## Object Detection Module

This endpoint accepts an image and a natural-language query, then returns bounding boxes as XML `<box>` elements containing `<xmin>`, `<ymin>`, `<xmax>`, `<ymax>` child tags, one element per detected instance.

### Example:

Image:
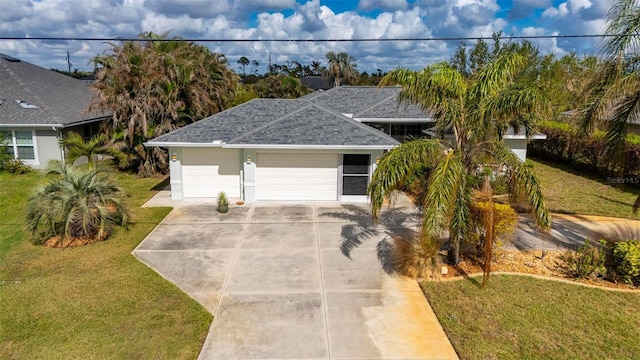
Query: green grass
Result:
<box><xmin>0</xmin><ymin>171</ymin><xmax>212</xmax><ymax>359</ymax></box>
<box><xmin>529</xmin><ymin>159</ymin><xmax>640</xmax><ymax>220</ymax></box>
<box><xmin>422</xmin><ymin>275</ymin><xmax>640</xmax><ymax>360</ymax></box>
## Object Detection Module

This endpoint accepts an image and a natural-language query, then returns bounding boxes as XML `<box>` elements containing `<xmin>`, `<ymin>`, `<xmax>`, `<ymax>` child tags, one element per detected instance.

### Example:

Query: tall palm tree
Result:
<box><xmin>90</xmin><ymin>32</ymin><xmax>238</xmax><ymax>176</ymax></box>
<box><xmin>578</xmin><ymin>0</ymin><xmax>640</xmax><ymax>213</ymax></box>
<box><xmin>60</xmin><ymin>132</ymin><xmax>126</xmax><ymax>168</ymax></box>
<box><xmin>237</xmin><ymin>56</ymin><xmax>250</xmax><ymax>75</ymax></box>
<box><xmin>326</xmin><ymin>51</ymin><xmax>358</xmax><ymax>87</ymax></box>
<box><xmin>24</xmin><ymin>160</ymin><xmax>130</xmax><ymax>246</ymax></box>
<box><xmin>370</xmin><ymin>52</ymin><xmax>550</xmax><ymax>278</ymax></box>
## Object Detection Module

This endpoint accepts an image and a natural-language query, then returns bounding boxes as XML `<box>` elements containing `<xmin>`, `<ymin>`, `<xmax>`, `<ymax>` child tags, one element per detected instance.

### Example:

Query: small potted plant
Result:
<box><xmin>217</xmin><ymin>191</ymin><xmax>229</xmax><ymax>213</ymax></box>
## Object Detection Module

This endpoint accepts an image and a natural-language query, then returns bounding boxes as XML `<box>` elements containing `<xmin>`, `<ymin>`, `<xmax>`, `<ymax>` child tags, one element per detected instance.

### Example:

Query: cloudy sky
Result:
<box><xmin>0</xmin><ymin>0</ymin><xmax>611</xmax><ymax>74</ymax></box>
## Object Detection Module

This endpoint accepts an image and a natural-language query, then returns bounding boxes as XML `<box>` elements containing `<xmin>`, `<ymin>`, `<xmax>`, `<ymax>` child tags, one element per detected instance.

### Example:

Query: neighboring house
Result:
<box><xmin>300</xmin><ymin>76</ymin><xmax>334</xmax><ymax>91</ymax></box>
<box><xmin>423</xmin><ymin>127</ymin><xmax>547</xmax><ymax>162</ymax></box>
<box><xmin>560</xmin><ymin>109</ymin><xmax>640</xmax><ymax>135</ymax></box>
<box><xmin>0</xmin><ymin>53</ymin><xmax>109</xmax><ymax>169</ymax></box>
<box><xmin>146</xmin><ymin>86</ymin><xmax>540</xmax><ymax>202</ymax></box>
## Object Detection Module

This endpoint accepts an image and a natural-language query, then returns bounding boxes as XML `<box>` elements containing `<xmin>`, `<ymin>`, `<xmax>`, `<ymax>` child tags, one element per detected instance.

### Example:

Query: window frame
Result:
<box><xmin>1</xmin><ymin>129</ymin><xmax>39</xmax><ymax>165</ymax></box>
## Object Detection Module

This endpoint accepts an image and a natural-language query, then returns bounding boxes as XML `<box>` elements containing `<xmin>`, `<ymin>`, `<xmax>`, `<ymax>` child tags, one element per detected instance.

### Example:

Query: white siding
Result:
<box><xmin>505</xmin><ymin>139</ymin><xmax>528</xmax><ymax>162</ymax></box>
<box><xmin>256</xmin><ymin>153</ymin><xmax>339</xmax><ymax>201</ymax></box>
<box><xmin>182</xmin><ymin>148</ymin><xmax>241</xmax><ymax>198</ymax></box>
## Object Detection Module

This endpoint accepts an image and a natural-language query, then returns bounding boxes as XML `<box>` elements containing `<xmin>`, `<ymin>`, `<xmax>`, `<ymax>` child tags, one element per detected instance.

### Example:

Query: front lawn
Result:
<box><xmin>529</xmin><ymin>159</ymin><xmax>640</xmax><ymax>220</ymax></box>
<box><xmin>422</xmin><ymin>275</ymin><xmax>640</xmax><ymax>360</ymax></box>
<box><xmin>0</xmin><ymin>171</ymin><xmax>212</xmax><ymax>359</ymax></box>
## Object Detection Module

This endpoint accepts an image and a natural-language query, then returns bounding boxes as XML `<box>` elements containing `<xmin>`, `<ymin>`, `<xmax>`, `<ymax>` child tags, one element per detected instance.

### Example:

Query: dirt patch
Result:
<box><xmin>44</xmin><ymin>234</ymin><xmax>108</xmax><ymax>248</ymax></box>
<box><xmin>442</xmin><ymin>249</ymin><xmax>638</xmax><ymax>290</ymax></box>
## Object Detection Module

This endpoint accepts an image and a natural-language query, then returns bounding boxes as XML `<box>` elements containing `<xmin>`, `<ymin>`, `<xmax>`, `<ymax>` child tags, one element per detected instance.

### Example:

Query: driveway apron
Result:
<box><xmin>134</xmin><ymin>201</ymin><xmax>459</xmax><ymax>360</ymax></box>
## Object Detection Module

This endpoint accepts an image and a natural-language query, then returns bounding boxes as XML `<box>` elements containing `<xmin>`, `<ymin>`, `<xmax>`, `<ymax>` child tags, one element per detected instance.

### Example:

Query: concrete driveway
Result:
<box><xmin>133</xmin><ymin>198</ymin><xmax>458</xmax><ymax>359</ymax></box>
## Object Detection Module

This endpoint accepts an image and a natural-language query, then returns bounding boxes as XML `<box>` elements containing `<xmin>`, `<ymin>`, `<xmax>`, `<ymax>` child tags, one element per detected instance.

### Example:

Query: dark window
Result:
<box><xmin>342</xmin><ymin>176</ymin><xmax>368</xmax><ymax>195</ymax></box>
<box><xmin>343</xmin><ymin>154</ymin><xmax>369</xmax><ymax>174</ymax></box>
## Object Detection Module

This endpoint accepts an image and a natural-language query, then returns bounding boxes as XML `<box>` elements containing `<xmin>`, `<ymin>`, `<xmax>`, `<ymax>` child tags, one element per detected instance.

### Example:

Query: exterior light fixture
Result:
<box><xmin>246</xmin><ymin>155</ymin><xmax>252</xmax><ymax>164</ymax></box>
<box><xmin>171</xmin><ymin>153</ymin><xmax>177</xmax><ymax>162</ymax></box>
<box><xmin>375</xmin><ymin>157</ymin><xmax>381</xmax><ymax>164</ymax></box>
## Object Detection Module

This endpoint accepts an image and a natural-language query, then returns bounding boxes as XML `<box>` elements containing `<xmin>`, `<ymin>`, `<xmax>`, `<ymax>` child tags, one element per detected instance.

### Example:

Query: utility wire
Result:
<box><xmin>0</xmin><ymin>34</ymin><xmax>635</xmax><ymax>42</ymax></box>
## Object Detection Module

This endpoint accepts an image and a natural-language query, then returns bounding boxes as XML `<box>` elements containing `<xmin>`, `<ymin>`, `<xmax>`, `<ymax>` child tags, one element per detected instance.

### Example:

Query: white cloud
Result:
<box><xmin>0</xmin><ymin>0</ymin><xmax>610</xmax><ymax>73</ymax></box>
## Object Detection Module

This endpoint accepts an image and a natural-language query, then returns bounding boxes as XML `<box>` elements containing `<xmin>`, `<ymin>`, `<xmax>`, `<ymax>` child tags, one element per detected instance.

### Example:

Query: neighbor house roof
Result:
<box><xmin>145</xmin><ymin>98</ymin><xmax>400</xmax><ymax>149</ymax></box>
<box><xmin>423</xmin><ymin>126</ymin><xmax>547</xmax><ymax>140</ymax></box>
<box><xmin>302</xmin><ymin>86</ymin><xmax>433</xmax><ymax>121</ymax></box>
<box><xmin>560</xmin><ymin>109</ymin><xmax>640</xmax><ymax>125</ymax></box>
<box><xmin>0</xmin><ymin>53</ymin><xmax>109</xmax><ymax>128</ymax></box>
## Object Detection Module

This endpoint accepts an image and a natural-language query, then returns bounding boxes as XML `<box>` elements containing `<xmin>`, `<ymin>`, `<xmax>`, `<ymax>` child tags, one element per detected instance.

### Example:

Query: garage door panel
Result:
<box><xmin>256</xmin><ymin>153</ymin><xmax>338</xmax><ymax>201</ymax></box>
<box><xmin>182</xmin><ymin>148</ymin><xmax>241</xmax><ymax>198</ymax></box>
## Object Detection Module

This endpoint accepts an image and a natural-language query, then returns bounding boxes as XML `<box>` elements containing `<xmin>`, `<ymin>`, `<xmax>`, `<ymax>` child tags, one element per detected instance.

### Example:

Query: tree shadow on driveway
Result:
<box><xmin>320</xmin><ymin>204</ymin><xmax>420</xmax><ymax>275</ymax></box>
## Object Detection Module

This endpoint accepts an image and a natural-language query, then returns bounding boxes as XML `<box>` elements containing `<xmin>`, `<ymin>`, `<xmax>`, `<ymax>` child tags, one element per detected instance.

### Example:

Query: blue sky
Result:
<box><xmin>0</xmin><ymin>0</ymin><xmax>610</xmax><ymax>73</ymax></box>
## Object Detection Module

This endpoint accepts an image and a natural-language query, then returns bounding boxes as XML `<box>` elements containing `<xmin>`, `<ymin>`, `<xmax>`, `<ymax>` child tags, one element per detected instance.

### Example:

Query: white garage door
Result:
<box><xmin>182</xmin><ymin>148</ymin><xmax>241</xmax><ymax>198</ymax></box>
<box><xmin>256</xmin><ymin>153</ymin><xmax>339</xmax><ymax>201</ymax></box>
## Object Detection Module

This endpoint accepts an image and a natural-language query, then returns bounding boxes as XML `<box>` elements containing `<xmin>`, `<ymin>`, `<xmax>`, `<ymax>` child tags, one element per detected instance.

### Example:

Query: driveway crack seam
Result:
<box><xmin>211</xmin><ymin>202</ymin><xmax>255</xmax><ymax>314</ymax></box>
<box><xmin>314</xmin><ymin>201</ymin><xmax>333</xmax><ymax>359</ymax></box>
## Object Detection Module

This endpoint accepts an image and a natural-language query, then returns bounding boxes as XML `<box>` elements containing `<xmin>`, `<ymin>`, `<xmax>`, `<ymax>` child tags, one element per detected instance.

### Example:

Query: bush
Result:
<box><xmin>1</xmin><ymin>158</ymin><xmax>33</xmax><ymax>174</ymax></box>
<box><xmin>529</xmin><ymin>122</ymin><xmax>640</xmax><ymax>182</ymax></box>
<box><xmin>467</xmin><ymin>201</ymin><xmax>518</xmax><ymax>259</ymax></box>
<box><xmin>565</xmin><ymin>239</ymin><xmax>606</xmax><ymax>278</ymax></box>
<box><xmin>611</xmin><ymin>240</ymin><xmax>640</xmax><ymax>285</ymax></box>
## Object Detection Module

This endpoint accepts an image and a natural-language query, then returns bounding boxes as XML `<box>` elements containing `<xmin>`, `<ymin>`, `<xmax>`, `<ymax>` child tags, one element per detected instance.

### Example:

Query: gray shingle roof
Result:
<box><xmin>0</xmin><ymin>53</ymin><xmax>108</xmax><ymax>127</ymax></box>
<box><xmin>147</xmin><ymin>98</ymin><xmax>399</xmax><ymax>147</ymax></box>
<box><xmin>303</xmin><ymin>86</ymin><xmax>432</xmax><ymax>119</ymax></box>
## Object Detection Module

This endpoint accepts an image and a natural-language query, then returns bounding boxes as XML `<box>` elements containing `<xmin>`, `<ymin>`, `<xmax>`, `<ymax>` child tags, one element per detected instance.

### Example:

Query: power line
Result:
<box><xmin>0</xmin><ymin>34</ymin><xmax>635</xmax><ymax>43</ymax></box>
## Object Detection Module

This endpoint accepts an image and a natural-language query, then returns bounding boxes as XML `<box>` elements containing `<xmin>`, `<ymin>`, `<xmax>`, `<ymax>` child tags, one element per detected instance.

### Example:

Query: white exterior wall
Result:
<box><xmin>35</xmin><ymin>129</ymin><xmax>63</xmax><ymax>169</ymax></box>
<box><xmin>504</xmin><ymin>138</ymin><xmax>528</xmax><ymax>162</ymax></box>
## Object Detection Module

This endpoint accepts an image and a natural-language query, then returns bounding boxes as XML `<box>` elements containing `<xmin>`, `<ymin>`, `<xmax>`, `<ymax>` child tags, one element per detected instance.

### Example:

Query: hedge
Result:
<box><xmin>529</xmin><ymin>122</ymin><xmax>640</xmax><ymax>183</ymax></box>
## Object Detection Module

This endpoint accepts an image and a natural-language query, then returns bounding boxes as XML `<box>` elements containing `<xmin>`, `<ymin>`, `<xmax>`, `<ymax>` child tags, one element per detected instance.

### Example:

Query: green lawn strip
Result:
<box><xmin>0</xmin><ymin>171</ymin><xmax>212</xmax><ymax>359</ymax></box>
<box><xmin>421</xmin><ymin>275</ymin><xmax>640</xmax><ymax>360</ymax></box>
<box><xmin>529</xmin><ymin>159</ymin><xmax>640</xmax><ymax>220</ymax></box>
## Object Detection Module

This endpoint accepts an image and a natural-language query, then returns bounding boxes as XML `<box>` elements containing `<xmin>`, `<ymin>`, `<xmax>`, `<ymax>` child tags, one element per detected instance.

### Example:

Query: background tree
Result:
<box><xmin>252</xmin><ymin>74</ymin><xmax>311</xmax><ymax>98</ymax></box>
<box><xmin>90</xmin><ymin>32</ymin><xmax>238</xmax><ymax>175</ymax></box>
<box><xmin>578</xmin><ymin>0</ymin><xmax>640</xmax><ymax>213</ymax></box>
<box><xmin>372</xmin><ymin>52</ymin><xmax>550</xmax><ymax>278</ymax></box>
<box><xmin>25</xmin><ymin>160</ymin><xmax>130</xmax><ymax>246</ymax></box>
<box><xmin>310</xmin><ymin>60</ymin><xmax>325</xmax><ymax>75</ymax></box>
<box><xmin>250</xmin><ymin>59</ymin><xmax>260</xmax><ymax>75</ymax></box>
<box><xmin>326</xmin><ymin>51</ymin><xmax>358</xmax><ymax>87</ymax></box>
<box><xmin>237</xmin><ymin>56</ymin><xmax>250</xmax><ymax>75</ymax></box>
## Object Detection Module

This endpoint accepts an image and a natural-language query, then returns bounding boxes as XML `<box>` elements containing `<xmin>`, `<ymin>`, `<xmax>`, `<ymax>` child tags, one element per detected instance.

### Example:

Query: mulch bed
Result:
<box><xmin>442</xmin><ymin>249</ymin><xmax>638</xmax><ymax>290</ymax></box>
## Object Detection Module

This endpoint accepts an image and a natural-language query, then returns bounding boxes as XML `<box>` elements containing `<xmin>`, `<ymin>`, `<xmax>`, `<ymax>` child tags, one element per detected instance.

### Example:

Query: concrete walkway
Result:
<box><xmin>134</xmin><ymin>193</ymin><xmax>459</xmax><ymax>359</ymax></box>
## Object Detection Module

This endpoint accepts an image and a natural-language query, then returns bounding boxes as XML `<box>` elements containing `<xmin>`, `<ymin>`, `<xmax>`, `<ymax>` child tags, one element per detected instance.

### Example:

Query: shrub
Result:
<box><xmin>565</xmin><ymin>239</ymin><xmax>606</xmax><ymax>278</ymax></box>
<box><xmin>611</xmin><ymin>240</ymin><xmax>640</xmax><ymax>285</ymax></box>
<box><xmin>1</xmin><ymin>158</ymin><xmax>33</xmax><ymax>174</ymax></box>
<box><xmin>467</xmin><ymin>201</ymin><xmax>518</xmax><ymax>259</ymax></box>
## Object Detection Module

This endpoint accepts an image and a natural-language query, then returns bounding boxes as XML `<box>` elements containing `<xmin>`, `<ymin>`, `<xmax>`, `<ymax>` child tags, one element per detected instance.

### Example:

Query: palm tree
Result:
<box><xmin>310</xmin><ymin>60</ymin><xmax>324</xmax><ymax>75</ymax></box>
<box><xmin>90</xmin><ymin>32</ymin><xmax>238</xmax><ymax>176</ymax></box>
<box><xmin>369</xmin><ymin>52</ymin><xmax>550</xmax><ymax>283</ymax></box>
<box><xmin>326</xmin><ymin>51</ymin><xmax>358</xmax><ymax>87</ymax></box>
<box><xmin>60</xmin><ymin>132</ymin><xmax>126</xmax><ymax>168</ymax></box>
<box><xmin>24</xmin><ymin>160</ymin><xmax>130</xmax><ymax>246</ymax></box>
<box><xmin>237</xmin><ymin>56</ymin><xmax>250</xmax><ymax>75</ymax></box>
<box><xmin>578</xmin><ymin>0</ymin><xmax>640</xmax><ymax>213</ymax></box>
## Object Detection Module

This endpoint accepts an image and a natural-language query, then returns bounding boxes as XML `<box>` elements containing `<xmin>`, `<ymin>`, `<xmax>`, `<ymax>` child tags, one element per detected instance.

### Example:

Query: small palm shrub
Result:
<box><xmin>564</xmin><ymin>239</ymin><xmax>607</xmax><ymax>279</ymax></box>
<box><xmin>611</xmin><ymin>240</ymin><xmax>640</xmax><ymax>285</ymax></box>
<box><xmin>24</xmin><ymin>160</ymin><xmax>130</xmax><ymax>247</ymax></box>
<box><xmin>1</xmin><ymin>158</ymin><xmax>32</xmax><ymax>174</ymax></box>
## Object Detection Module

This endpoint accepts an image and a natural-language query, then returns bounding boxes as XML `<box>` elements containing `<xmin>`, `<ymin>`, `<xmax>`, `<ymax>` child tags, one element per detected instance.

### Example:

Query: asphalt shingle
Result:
<box><xmin>0</xmin><ymin>53</ymin><xmax>108</xmax><ymax>127</ymax></box>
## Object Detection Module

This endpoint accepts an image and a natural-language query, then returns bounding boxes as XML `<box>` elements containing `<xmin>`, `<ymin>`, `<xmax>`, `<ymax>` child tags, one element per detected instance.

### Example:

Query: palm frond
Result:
<box><xmin>368</xmin><ymin>139</ymin><xmax>444</xmax><ymax>221</ymax></box>
<box><xmin>494</xmin><ymin>143</ymin><xmax>550</xmax><ymax>230</ymax></box>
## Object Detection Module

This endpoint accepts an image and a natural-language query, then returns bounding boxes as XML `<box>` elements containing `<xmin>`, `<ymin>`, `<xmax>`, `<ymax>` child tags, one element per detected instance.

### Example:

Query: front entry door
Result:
<box><xmin>341</xmin><ymin>154</ymin><xmax>370</xmax><ymax>201</ymax></box>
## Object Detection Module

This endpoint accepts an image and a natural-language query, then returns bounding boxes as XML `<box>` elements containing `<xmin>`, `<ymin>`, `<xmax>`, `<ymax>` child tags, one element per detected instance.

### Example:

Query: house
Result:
<box><xmin>0</xmin><ymin>53</ymin><xmax>109</xmax><ymax>169</ymax></box>
<box><xmin>300</xmin><ymin>76</ymin><xmax>334</xmax><ymax>91</ymax></box>
<box><xmin>145</xmin><ymin>86</ymin><xmax>538</xmax><ymax>202</ymax></box>
<box><xmin>560</xmin><ymin>109</ymin><xmax>640</xmax><ymax>135</ymax></box>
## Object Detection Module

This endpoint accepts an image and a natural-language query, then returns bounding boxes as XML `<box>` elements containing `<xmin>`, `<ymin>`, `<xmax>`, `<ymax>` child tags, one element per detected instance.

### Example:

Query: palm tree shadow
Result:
<box><xmin>320</xmin><ymin>203</ymin><xmax>420</xmax><ymax>274</ymax></box>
